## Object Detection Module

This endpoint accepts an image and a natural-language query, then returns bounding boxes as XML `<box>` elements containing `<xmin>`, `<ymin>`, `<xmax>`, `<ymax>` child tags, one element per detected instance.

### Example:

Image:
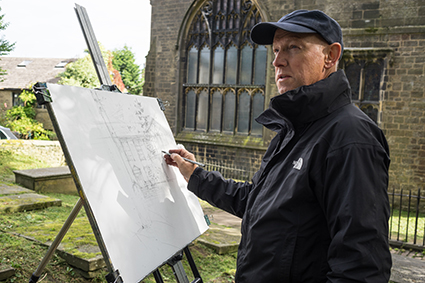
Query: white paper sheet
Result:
<box><xmin>47</xmin><ymin>84</ymin><xmax>208</xmax><ymax>282</ymax></box>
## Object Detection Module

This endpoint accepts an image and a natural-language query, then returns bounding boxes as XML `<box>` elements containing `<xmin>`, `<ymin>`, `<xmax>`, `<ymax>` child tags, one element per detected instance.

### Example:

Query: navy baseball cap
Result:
<box><xmin>251</xmin><ymin>10</ymin><xmax>343</xmax><ymax>59</ymax></box>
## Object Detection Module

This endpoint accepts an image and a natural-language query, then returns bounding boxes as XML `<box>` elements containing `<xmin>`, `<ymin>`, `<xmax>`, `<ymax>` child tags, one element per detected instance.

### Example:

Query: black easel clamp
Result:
<box><xmin>28</xmin><ymin>273</ymin><xmax>39</xmax><ymax>283</ymax></box>
<box><xmin>97</xmin><ymin>84</ymin><xmax>122</xmax><ymax>93</ymax></box>
<box><xmin>33</xmin><ymin>82</ymin><xmax>52</xmax><ymax>105</ymax></box>
<box><xmin>105</xmin><ymin>269</ymin><xmax>123</xmax><ymax>283</ymax></box>
<box><xmin>157</xmin><ymin>98</ymin><xmax>166</xmax><ymax>111</ymax></box>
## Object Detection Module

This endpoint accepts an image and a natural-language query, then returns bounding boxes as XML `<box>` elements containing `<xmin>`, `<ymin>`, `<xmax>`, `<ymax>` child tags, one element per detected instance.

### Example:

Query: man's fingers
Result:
<box><xmin>170</xmin><ymin>153</ymin><xmax>184</xmax><ymax>165</ymax></box>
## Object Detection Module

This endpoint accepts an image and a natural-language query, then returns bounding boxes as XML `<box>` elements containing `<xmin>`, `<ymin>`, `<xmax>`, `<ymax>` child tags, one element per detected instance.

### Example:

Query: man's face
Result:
<box><xmin>272</xmin><ymin>29</ymin><xmax>329</xmax><ymax>94</ymax></box>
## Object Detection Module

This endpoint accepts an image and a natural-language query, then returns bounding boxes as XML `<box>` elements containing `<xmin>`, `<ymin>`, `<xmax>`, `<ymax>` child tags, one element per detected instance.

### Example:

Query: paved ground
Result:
<box><xmin>0</xmin><ymin>182</ymin><xmax>61</xmax><ymax>212</ymax></box>
<box><xmin>390</xmin><ymin>249</ymin><xmax>425</xmax><ymax>283</ymax></box>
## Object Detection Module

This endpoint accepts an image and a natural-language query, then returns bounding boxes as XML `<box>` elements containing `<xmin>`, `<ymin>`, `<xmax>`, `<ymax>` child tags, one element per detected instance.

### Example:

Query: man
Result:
<box><xmin>165</xmin><ymin>10</ymin><xmax>392</xmax><ymax>282</ymax></box>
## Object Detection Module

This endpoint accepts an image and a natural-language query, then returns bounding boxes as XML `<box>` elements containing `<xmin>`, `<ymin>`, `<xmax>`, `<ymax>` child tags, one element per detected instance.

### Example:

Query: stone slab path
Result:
<box><xmin>0</xmin><ymin>183</ymin><xmax>61</xmax><ymax>212</ymax></box>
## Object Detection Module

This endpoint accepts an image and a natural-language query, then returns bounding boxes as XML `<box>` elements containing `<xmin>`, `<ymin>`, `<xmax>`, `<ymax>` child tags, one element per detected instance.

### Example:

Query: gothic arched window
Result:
<box><xmin>183</xmin><ymin>0</ymin><xmax>266</xmax><ymax>137</ymax></box>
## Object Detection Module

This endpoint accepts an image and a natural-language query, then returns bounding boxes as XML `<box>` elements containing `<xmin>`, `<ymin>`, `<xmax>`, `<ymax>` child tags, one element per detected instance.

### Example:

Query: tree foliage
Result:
<box><xmin>5</xmin><ymin>88</ymin><xmax>54</xmax><ymax>140</ymax></box>
<box><xmin>112</xmin><ymin>45</ymin><xmax>143</xmax><ymax>95</ymax></box>
<box><xmin>57</xmin><ymin>46</ymin><xmax>111</xmax><ymax>89</ymax></box>
<box><xmin>58</xmin><ymin>45</ymin><xmax>144</xmax><ymax>95</ymax></box>
<box><xmin>0</xmin><ymin>6</ymin><xmax>15</xmax><ymax>81</ymax></box>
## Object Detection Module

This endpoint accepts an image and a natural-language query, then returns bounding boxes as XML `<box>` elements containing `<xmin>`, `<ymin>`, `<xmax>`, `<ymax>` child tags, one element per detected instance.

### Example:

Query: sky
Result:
<box><xmin>1</xmin><ymin>0</ymin><xmax>151</xmax><ymax>66</ymax></box>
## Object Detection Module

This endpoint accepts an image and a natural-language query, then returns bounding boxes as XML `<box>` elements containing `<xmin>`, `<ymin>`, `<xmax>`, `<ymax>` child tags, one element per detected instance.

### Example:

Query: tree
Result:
<box><xmin>112</xmin><ymin>45</ymin><xmax>143</xmax><ymax>95</ymax></box>
<box><xmin>58</xmin><ymin>44</ymin><xmax>127</xmax><ymax>92</ymax></box>
<box><xmin>58</xmin><ymin>48</ymin><xmax>107</xmax><ymax>89</ymax></box>
<box><xmin>0</xmin><ymin>6</ymin><xmax>15</xmax><ymax>81</ymax></box>
<box><xmin>58</xmin><ymin>44</ymin><xmax>144</xmax><ymax>94</ymax></box>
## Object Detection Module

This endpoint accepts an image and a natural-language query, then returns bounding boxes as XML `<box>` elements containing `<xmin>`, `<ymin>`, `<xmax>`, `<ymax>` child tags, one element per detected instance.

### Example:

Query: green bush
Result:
<box><xmin>4</xmin><ymin>87</ymin><xmax>54</xmax><ymax>140</ymax></box>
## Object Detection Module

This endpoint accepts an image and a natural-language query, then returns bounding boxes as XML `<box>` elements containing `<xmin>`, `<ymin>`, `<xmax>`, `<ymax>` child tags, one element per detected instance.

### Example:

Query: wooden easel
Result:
<box><xmin>29</xmin><ymin>4</ymin><xmax>203</xmax><ymax>283</ymax></box>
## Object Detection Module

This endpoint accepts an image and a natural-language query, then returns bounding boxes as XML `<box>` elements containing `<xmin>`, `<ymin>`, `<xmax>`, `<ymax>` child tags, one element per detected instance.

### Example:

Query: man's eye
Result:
<box><xmin>289</xmin><ymin>45</ymin><xmax>298</xmax><ymax>49</ymax></box>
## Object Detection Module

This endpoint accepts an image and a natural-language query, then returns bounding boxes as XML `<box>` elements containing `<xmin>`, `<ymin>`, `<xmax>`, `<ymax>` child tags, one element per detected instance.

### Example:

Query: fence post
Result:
<box><xmin>405</xmin><ymin>190</ymin><xmax>412</xmax><ymax>242</ymax></box>
<box><xmin>397</xmin><ymin>189</ymin><xmax>403</xmax><ymax>242</ymax></box>
<box><xmin>390</xmin><ymin>187</ymin><xmax>395</xmax><ymax>240</ymax></box>
<box><xmin>414</xmin><ymin>188</ymin><xmax>421</xmax><ymax>245</ymax></box>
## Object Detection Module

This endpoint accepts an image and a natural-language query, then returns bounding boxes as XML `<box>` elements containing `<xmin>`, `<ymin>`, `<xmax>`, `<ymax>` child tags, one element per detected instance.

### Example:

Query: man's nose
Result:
<box><xmin>273</xmin><ymin>53</ymin><xmax>288</xmax><ymax>67</ymax></box>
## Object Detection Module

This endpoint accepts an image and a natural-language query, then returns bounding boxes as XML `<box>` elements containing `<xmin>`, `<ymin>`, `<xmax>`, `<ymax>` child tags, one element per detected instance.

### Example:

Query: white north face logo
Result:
<box><xmin>292</xmin><ymin>157</ymin><xmax>303</xmax><ymax>170</ymax></box>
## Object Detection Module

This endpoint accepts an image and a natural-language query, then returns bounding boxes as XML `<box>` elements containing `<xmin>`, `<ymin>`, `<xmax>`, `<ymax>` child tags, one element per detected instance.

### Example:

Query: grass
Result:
<box><xmin>0</xmin><ymin>150</ymin><xmax>50</xmax><ymax>179</ymax></box>
<box><xmin>1</xmin><ymin>193</ymin><xmax>100</xmax><ymax>260</ymax></box>
<box><xmin>0</xmin><ymin>149</ymin><xmax>237</xmax><ymax>282</ymax></box>
<box><xmin>0</xmin><ymin>193</ymin><xmax>237</xmax><ymax>282</ymax></box>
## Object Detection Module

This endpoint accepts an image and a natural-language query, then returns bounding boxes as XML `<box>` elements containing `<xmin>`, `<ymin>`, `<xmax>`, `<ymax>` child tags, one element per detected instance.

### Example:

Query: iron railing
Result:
<box><xmin>388</xmin><ymin>188</ymin><xmax>425</xmax><ymax>250</ymax></box>
<box><xmin>201</xmin><ymin>159</ymin><xmax>257</xmax><ymax>181</ymax></box>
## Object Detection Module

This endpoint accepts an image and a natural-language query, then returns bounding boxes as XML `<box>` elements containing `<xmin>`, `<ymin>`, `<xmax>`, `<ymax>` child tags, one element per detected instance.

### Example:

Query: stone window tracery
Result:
<box><xmin>183</xmin><ymin>0</ymin><xmax>266</xmax><ymax>136</ymax></box>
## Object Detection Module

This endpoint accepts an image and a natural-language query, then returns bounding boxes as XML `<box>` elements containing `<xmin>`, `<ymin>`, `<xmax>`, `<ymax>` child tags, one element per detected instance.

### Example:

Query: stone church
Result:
<box><xmin>144</xmin><ymin>0</ymin><xmax>425</xmax><ymax>192</ymax></box>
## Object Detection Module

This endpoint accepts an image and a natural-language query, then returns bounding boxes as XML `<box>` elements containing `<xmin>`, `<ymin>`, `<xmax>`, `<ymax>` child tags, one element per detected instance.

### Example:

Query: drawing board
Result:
<box><xmin>46</xmin><ymin>83</ymin><xmax>209</xmax><ymax>282</ymax></box>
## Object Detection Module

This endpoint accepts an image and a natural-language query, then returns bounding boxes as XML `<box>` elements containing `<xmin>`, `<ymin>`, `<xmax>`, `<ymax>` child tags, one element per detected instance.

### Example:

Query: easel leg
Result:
<box><xmin>184</xmin><ymin>247</ymin><xmax>203</xmax><ymax>283</ymax></box>
<box><xmin>29</xmin><ymin>198</ymin><xmax>84</xmax><ymax>283</ymax></box>
<box><xmin>153</xmin><ymin>269</ymin><xmax>164</xmax><ymax>283</ymax></box>
<box><xmin>171</xmin><ymin>261</ymin><xmax>190</xmax><ymax>283</ymax></box>
<box><xmin>163</xmin><ymin>247</ymin><xmax>203</xmax><ymax>283</ymax></box>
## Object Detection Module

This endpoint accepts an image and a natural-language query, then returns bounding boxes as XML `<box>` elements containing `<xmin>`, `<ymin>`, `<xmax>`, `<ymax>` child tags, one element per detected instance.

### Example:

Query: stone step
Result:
<box><xmin>13</xmin><ymin>166</ymin><xmax>77</xmax><ymax>195</ymax></box>
<box><xmin>0</xmin><ymin>182</ymin><xmax>34</xmax><ymax>195</ymax></box>
<box><xmin>198</xmin><ymin>226</ymin><xmax>240</xmax><ymax>254</ymax></box>
<box><xmin>8</xmin><ymin>232</ymin><xmax>105</xmax><ymax>279</ymax></box>
<box><xmin>198</xmin><ymin>202</ymin><xmax>242</xmax><ymax>254</ymax></box>
<box><xmin>0</xmin><ymin>193</ymin><xmax>62</xmax><ymax>212</ymax></box>
<box><xmin>0</xmin><ymin>264</ymin><xmax>15</xmax><ymax>281</ymax></box>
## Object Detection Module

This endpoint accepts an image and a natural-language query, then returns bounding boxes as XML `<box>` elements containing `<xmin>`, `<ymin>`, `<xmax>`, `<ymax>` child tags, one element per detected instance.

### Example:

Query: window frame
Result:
<box><xmin>340</xmin><ymin>48</ymin><xmax>392</xmax><ymax>126</ymax></box>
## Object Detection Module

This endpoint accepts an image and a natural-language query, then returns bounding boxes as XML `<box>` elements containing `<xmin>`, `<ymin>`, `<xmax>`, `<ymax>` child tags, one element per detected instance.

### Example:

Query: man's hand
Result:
<box><xmin>164</xmin><ymin>148</ymin><xmax>198</xmax><ymax>182</ymax></box>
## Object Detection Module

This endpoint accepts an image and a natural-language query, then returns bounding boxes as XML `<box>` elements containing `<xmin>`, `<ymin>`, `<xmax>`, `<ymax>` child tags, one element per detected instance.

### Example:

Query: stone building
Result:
<box><xmin>145</xmin><ymin>0</ymin><xmax>424</xmax><ymax>191</ymax></box>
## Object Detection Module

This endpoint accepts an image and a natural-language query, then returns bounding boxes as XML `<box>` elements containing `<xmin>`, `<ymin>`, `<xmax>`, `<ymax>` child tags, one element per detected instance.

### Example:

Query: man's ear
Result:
<box><xmin>324</xmin><ymin>43</ymin><xmax>342</xmax><ymax>69</ymax></box>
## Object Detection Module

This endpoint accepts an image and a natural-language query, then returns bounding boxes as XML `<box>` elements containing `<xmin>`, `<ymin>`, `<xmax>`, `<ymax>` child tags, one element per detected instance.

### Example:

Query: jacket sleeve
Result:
<box><xmin>187</xmin><ymin>167</ymin><xmax>253</xmax><ymax>218</ymax></box>
<box><xmin>320</xmin><ymin>143</ymin><xmax>392</xmax><ymax>282</ymax></box>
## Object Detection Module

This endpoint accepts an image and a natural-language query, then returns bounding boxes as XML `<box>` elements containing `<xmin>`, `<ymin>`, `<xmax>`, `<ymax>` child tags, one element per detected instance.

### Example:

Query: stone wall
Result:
<box><xmin>144</xmin><ymin>0</ymin><xmax>195</xmax><ymax>133</ymax></box>
<box><xmin>183</xmin><ymin>141</ymin><xmax>264</xmax><ymax>180</ymax></box>
<box><xmin>0</xmin><ymin>140</ymin><xmax>66</xmax><ymax>167</ymax></box>
<box><xmin>35</xmin><ymin>108</ymin><xmax>54</xmax><ymax>131</ymax></box>
<box><xmin>145</xmin><ymin>0</ymin><xmax>425</xmax><ymax>190</ymax></box>
<box><xmin>0</xmin><ymin>90</ymin><xmax>13</xmax><ymax>106</ymax></box>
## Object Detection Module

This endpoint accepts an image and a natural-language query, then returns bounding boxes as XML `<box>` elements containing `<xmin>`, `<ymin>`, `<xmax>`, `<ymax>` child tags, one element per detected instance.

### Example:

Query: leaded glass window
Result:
<box><xmin>251</xmin><ymin>91</ymin><xmax>264</xmax><ymax>136</ymax></box>
<box><xmin>213</xmin><ymin>46</ymin><xmax>225</xmax><ymax>84</ymax></box>
<box><xmin>197</xmin><ymin>89</ymin><xmax>209</xmax><ymax>131</ymax></box>
<box><xmin>185</xmin><ymin>89</ymin><xmax>196</xmax><ymax>130</ymax></box>
<box><xmin>183</xmin><ymin>0</ymin><xmax>266</xmax><ymax>136</ymax></box>
<box><xmin>226</xmin><ymin>45</ymin><xmax>238</xmax><ymax>85</ymax></box>
<box><xmin>223</xmin><ymin>90</ymin><xmax>236</xmax><ymax>133</ymax></box>
<box><xmin>237</xmin><ymin>90</ymin><xmax>250</xmax><ymax>134</ymax></box>
<box><xmin>211</xmin><ymin>89</ymin><xmax>223</xmax><ymax>131</ymax></box>
<box><xmin>187</xmin><ymin>47</ymin><xmax>198</xmax><ymax>84</ymax></box>
<box><xmin>341</xmin><ymin>51</ymin><xmax>388</xmax><ymax>124</ymax></box>
<box><xmin>239</xmin><ymin>45</ymin><xmax>253</xmax><ymax>85</ymax></box>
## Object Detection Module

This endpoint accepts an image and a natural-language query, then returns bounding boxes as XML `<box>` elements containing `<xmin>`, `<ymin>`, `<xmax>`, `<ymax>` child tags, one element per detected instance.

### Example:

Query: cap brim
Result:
<box><xmin>251</xmin><ymin>22</ymin><xmax>317</xmax><ymax>45</ymax></box>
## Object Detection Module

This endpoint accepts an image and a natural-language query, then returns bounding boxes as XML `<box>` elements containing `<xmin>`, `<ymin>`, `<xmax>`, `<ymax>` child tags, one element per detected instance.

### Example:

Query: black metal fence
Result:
<box><xmin>201</xmin><ymin>159</ymin><xmax>257</xmax><ymax>181</ymax></box>
<box><xmin>388</xmin><ymin>188</ymin><xmax>425</xmax><ymax>250</ymax></box>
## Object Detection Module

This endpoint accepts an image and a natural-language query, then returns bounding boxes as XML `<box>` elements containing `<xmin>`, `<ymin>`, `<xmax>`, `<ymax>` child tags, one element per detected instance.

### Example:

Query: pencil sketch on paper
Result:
<box><xmin>92</xmin><ymin>90</ymin><xmax>174</xmax><ymax>201</ymax></box>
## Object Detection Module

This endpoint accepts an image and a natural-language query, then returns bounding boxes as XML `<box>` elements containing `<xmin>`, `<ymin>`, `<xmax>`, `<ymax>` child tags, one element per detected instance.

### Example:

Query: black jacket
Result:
<box><xmin>188</xmin><ymin>70</ymin><xmax>392</xmax><ymax>282</ymax></box>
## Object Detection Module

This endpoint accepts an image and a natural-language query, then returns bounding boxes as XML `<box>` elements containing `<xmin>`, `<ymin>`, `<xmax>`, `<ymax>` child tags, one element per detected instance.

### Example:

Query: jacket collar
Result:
<box><xmin>257</xmin><ymin>70</ymin><xmax>352</xmax><ymax>133</ymax></box>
